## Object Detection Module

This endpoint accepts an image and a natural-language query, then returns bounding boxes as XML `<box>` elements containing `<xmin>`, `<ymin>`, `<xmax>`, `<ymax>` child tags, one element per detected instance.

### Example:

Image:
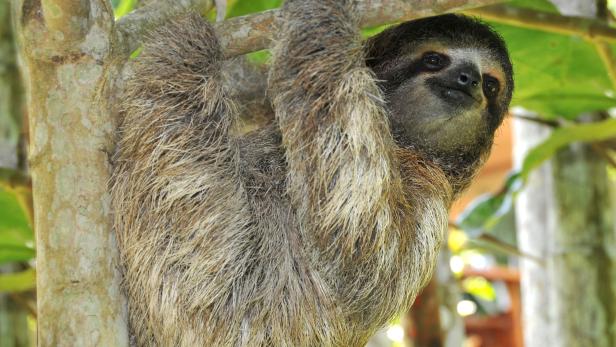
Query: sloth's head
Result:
<box><xmin>366</xmin><ymin>14</ymin><xmax>514</xmax><ymax>191</ymax></box>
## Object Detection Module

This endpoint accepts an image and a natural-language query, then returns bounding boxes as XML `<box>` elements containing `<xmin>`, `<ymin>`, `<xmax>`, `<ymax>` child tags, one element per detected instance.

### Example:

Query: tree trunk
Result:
<box><xmin>514</xmin><ymin>114</ymin><xmax>616</xmax><ymax>347</ymax></box>
<box><xmin>12</xmin><ymin>1</ymin><xmax>129</xmax><ymax>345</ymax></box>
<box><xmin>514</xmin><ymin>0</ymin><xmax>616</xmax><ymax>338</ymax></box>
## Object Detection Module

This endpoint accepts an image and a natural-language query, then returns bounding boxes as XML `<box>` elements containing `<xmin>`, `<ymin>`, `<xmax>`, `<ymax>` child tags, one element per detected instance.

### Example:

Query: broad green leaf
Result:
<box><xmin>457</xmin><ymin>173</ymin><xmax>521</xmax><ymax>236</ymax></box>
<box><xmin>458</xmin><ymin>194</ymin><xmax>506</xmax><ymax>235</ymax></box>
<box><xmin>491</xmin><ymin>22</ymin><xmax>616</xmax><ymax>119</ymax></box>
<box><xmin>521</xmin><ymin>117</ymin><xmax>616</xmax><ymax>178</ymax></box>
<box><xmin>0</xmin><ymin>187</ymin><xmax>34</xmax><ymax>264</ymax></box>
<box><xmin>0</xmin><ymin>268</ymin><xmax>36</xmax><ymax>293</ymax></box>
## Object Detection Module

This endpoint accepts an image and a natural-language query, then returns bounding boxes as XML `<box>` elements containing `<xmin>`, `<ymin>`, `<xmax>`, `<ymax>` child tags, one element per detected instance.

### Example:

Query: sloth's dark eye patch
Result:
<box><xmin>421</xmin><ymin>52</ymin><xmax>449</xmax><ymax>71</ymax></box>
<box><xmin>483</xmin><ymin>75</ymin><xmax>500</xmax><ymax>98</ymax></box>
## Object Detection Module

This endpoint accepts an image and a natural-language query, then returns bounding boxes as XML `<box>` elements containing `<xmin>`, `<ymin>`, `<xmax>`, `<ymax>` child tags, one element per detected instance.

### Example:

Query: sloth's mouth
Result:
<box><xmin>434</xmin><ymin>84</ymin><xmax>481</xmax><ymax>106</ymax></box>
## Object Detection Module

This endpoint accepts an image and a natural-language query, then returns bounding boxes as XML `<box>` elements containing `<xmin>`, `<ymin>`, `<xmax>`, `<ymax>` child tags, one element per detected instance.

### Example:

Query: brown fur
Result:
<box><xmin>110</xmin><ymin>1</ymin><xmax>508</xmax><ymax>345</ymax></box>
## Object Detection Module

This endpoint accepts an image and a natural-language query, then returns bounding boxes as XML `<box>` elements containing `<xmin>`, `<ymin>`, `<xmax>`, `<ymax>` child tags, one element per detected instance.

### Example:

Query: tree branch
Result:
<box><xmin>115</xmin><ymin>0</ymin><xmax>506</xmax><ymax>59</ymax></box>
<box><xmin>215</xmin><ymin>0</ymin><xmax>508</xmax><ymax>57</ymax></box>
<box><xmin>115</xmin><ymin>0</ymin><xmax>215</xmax><ymax>56</ymax></box>
<box><xmin>465</xmin><ymin>4</ymin><xmax>616</xmax><ymax>44</ymax></box>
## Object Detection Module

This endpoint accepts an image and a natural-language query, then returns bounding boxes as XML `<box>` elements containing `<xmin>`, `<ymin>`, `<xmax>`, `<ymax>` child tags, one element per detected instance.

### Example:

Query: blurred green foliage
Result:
<box><xmin>227</xmin><ymin>0</ymin><xmax>282</xmax><ymax>18</ymax></box>
<box><xmin>0</xmin><ymin>187</ymin><xmax>33</xmax><ymax>266</ymax></box>
<box><xmin>0</xmin><ymin>268</ymin><xmax>35</xmax><ymax>293</ymax></box>
<box><xmin>463</xmin><ymin>277</ymin><xmax>497</xmax><ymax>301</ymax></box>
<box><xmin>114</xmin><ymin>0</ymin><xmax>137</xmax><ymax>18</ymax></box>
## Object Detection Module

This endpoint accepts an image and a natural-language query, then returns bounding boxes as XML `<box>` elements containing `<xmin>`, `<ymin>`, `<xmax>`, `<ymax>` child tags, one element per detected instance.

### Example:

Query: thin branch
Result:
<box><xmin>474</xmin><ymin>233</ymin><xmax>545</xmax><ymax>265</ymax></box>
<box><xmin>215</xmin><ymin>0</ymin><xmax>227</xmax><ymax>22</ymax></box>
<box><xmin>115</xmin><ymin>0</ymin><xmax>215</xmax><ymax>57</ymax></box>
<box><xmin>594</xmin><ymin>42</ymin><xmax>616</xmax><ymax>90</ymax></box>
<box><xmin>449</xmin><ymin>222</ymin><xmax>545</xmax><ymax>264</ymax></box>
<box><xmin>512</xmin><ymin>114</ymin><xmax>560</xmax><ymax>128</ymax></box>
<box><xmin>465</xmin><ymin>4</ymin><xmax>616</xmax><ymax>44</ymax></box>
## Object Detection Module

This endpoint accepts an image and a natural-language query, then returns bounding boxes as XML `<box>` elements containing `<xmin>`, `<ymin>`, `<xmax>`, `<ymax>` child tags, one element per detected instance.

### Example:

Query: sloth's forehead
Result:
<box><xmin>411</xmin><ymin>43</ymin><xmax>506</xmax><ymax>81</ymax></box>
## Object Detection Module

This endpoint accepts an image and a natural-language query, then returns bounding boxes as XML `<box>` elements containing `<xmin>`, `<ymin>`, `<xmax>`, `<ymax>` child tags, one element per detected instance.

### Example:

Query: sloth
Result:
<box><xmin>110</xmin><ymin>0</ymin><xmax>513</xmax><ymax>346</ymax></box>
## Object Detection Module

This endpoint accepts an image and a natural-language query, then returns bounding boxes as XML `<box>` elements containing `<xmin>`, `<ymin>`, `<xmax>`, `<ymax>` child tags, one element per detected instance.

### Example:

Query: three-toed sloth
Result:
<box><xmin>111</xmin><ymin>0</ymin><xmax>513</xmax><ymax>346</ymax></box>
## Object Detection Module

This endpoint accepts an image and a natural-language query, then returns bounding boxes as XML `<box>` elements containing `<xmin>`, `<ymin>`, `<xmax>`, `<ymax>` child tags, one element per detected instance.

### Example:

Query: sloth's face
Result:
<box><xmin>365</xmin><ymin>15</ymin><xmax>514</xmax><ymax>177</ymax></box>
<box><xmin>380</xmin><ymin>44</ymin><xmax>512</xmax><ymax>157</ymax></box>
<box><xmin>366</xmin><ymin>14</ymin><xmax>514</xmax><ymax>191</ymax></box>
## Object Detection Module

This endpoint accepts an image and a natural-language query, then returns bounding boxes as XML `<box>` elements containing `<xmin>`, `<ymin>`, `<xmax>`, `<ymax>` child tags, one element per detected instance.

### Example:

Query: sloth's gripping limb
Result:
<box><xmin>111</xmin><ymin>14</ymin><xmax>251</xmax><ymax>346</ymax></box>
<box><xmin>269</xmin><ymin>0</ymin><xmax>404</xmax><ymax>260</ymax></box>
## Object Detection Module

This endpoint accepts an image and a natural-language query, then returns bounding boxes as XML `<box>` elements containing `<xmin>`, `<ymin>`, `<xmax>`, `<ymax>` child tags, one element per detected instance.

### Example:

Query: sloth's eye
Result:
<box><xmin>483</xmin><ymin>76</ymin><xmax>500</xmax><ymax>98</ymax></box>
<box><xmin>422</xmin><ymin>52</ymin><xmax>448</xmax><ymax>71</ymax></box>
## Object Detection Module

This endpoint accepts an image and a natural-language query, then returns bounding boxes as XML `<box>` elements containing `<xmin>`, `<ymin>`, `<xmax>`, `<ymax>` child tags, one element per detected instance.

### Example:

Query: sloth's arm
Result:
<box><xmin>269</xmin><ymin>0</ymin><xmax>403</xmax><ymax>258</ymax></box>
<box><xmin>111</xmin><ymin>14</ymin><xmax>248</xmax><ymax>321</ymax></box>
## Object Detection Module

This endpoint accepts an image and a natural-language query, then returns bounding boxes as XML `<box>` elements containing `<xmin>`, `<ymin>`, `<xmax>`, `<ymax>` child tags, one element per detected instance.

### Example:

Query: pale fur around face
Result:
<box><xmin>110</xmin><ymin>2</ymin><xmax>459</xmax><ymax>346</ymax></box>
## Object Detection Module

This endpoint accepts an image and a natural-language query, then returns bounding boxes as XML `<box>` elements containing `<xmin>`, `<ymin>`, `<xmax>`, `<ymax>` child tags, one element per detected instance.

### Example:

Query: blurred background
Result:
<box><xmin>1</xmin><ymin>0</ymin><xmax>615</xmax><ymax>346</ymax></box>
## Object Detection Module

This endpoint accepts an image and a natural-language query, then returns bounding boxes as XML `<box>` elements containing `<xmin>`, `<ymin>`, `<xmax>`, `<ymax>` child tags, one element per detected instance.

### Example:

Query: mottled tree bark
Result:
<box><xmin>13</xmin><ymin>0</ymin><xmax>130</xmax><ymax>345</ymax></box>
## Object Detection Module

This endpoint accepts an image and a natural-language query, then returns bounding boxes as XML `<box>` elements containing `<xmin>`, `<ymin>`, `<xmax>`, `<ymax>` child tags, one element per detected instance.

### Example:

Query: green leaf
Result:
<box><xmin>0</xmin><ymin>187</ymin><xmax>34</xmax><ymax>264</ymax></box>
<box><xmin>492</xmin><ymin>22</ymin><xmax>616</xmax><ymax>118</ymax></box>
<box><xmin>114</xmin><ymin>0</ymin><xmax>137</xmax><ymax>18</ymax></box>
<box><xmin>362</xmin><ymin>24</ymin><xmax>393</xmax><ymax>38</ymax></box>
<box><xmin>521</xmin><ymin>117</ymin><xmax>616</xmax><ymax>179</ymax></box>
<box><xmin>457</xmin><ymin>173</ymin><xmax>521</xmax><ymax>236</ymax></box>
<box><xmin>0</xmin><ymin>268</ymin><xmax>36</xmax><ymax>293</ymax></box>
<box><xmin>228</xmin><ymin>0</ymin><xmax>282</xmax><ymax>18</ymax></box>
<box><xmin>246</xmin><ymin>50</ymin><xmax>272</xmax><ymax>65</ymax></box>
<box><xmin>0</xmin><ymin>246</ymin><xmax>35</xmax><ymax>264</ymax></box>
<box><xmin>458</xmin><ymin>194</ymin><xmax>507</xmax><ymax>235</ymax></box>
<box><xmin>508</xmin><ymin>0</ymin><xmax>557</xmax><ymax>12</ymax></box>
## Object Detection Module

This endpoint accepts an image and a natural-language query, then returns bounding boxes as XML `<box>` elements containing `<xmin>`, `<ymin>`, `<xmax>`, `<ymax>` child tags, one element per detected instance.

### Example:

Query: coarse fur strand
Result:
<box><xmin>111</xmin><ymin>2</ymin><xmax>453</xmax><ymax>347</ymax></box>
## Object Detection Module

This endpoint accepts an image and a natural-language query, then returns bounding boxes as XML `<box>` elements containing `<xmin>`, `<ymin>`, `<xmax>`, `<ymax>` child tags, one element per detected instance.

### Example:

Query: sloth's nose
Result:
<box><xmin>457</xmin><ymin>69</ymin><xmax>481</xmax><ymax>89</ymax></box>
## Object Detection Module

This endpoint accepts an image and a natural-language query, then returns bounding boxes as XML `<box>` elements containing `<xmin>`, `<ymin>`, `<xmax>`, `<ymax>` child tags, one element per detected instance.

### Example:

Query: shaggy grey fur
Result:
<box><xmin>110</xmin><ymin>1</ymin><xmax>511</xmax><ymax>346</ymax></box>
